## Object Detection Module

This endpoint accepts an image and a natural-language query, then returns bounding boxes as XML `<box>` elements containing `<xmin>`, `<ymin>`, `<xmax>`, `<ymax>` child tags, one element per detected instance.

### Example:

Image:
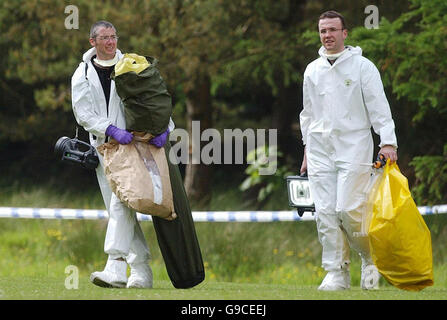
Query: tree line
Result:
<box><xmin>0</xmin><ymin>0</ymin><xmax>445</xmax><ymax>206</ymax></box>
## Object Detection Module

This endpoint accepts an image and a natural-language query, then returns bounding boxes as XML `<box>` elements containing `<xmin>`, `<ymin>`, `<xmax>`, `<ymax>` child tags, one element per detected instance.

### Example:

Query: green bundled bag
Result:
<box><xmin>112</xmin><ymin>53</ymin><xmax>172</xmax><ymax>135</ymax></box>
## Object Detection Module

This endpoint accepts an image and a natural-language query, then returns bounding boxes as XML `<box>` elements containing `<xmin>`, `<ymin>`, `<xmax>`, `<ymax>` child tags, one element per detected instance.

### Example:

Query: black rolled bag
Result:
<box><xmin>153</xmin><ymin>140</ymin><xmax>205</xmax><ymax>289</ymax></box>
<box><xmin>112</xmin><ymin>54</ymin><xmax>205</xmax><ymax>288</ymax></box>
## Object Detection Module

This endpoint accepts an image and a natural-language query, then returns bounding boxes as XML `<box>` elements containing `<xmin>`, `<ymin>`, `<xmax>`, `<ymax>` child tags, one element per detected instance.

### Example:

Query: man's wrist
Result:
<box><xmin>381</xmin><ymin>144</ymin><xmax>397</xmax><ymax>150</ymax></box>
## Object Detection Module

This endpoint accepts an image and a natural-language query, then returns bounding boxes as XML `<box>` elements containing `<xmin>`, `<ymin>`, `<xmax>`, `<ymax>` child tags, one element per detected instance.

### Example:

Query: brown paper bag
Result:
<box><xmin>97</xmin><ymin>132</ymin><xmax>176</xmax><ymax>220</ymax></box>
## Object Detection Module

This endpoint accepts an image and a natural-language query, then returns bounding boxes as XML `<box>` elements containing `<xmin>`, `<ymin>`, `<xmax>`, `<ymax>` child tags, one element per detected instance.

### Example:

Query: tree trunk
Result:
<box><xmin>183</xmin><ymin>74</ymin><xmax>213</xmax><ymax>206</ymax></box>
<box><xmin>271</xmin><ymin>81</ymin><xmax>301</xmax><ymax>165</ymax></box>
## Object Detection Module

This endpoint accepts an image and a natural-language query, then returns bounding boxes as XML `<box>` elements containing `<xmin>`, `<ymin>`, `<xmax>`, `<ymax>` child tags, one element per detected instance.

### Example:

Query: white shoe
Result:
<box><xmin>361</xmin><ymin>264</ymin><xmax>380</xmax><ymax>290</ymax></box>
<box><xmin>318</xmin><ymin>270</ymin><xmax>351</xmax><ymax>291</ymax></box>
<box><xmin>126</xmin><ymin>263</ymin><xmax>153</xmax><ymax>289</ymax></box>
<box><xmin>90</xmin><ymin>259</ymin><xmax>128</xmax><ymax>288</ymax></box>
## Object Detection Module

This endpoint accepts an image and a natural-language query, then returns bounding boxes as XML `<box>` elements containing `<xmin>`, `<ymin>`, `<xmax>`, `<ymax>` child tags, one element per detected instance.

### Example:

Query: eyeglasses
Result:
<box><xmin>319</xmin><ymin>28</ymin><xmax>344</xmax><ymax>35</ymax></box>
<box><xmin>96</xmin><ymin>35</ymin><xmax>119</xmax><ymax>41</ymax></box>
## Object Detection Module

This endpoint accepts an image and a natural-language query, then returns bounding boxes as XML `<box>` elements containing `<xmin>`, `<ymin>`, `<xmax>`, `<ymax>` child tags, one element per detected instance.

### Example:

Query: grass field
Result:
<box><xmin>0</xmin><ymin>184</ymin><xmax>446</xmax><ymax>301</ymax></box>
<box><xmin>0</xmin><ymin>218</ymin><xmax>445</xmax><ymax>300</ymax></box>
<box><xmin>1</xmin><ymin>276</ymin><xmax>446</xmax><ymax>300</ymax></box>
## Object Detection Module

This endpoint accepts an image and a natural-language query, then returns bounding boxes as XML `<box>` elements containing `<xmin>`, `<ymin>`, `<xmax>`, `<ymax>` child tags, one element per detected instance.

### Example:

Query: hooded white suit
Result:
<box><xmin>71</xmin><ymin>47</ymin><xmax>151</xmax><ymax>266</ymax></box>
<box><xmin>300</xmin><ymin>46</ymin><xmax>397</xmax><ymax>281</ymax></box>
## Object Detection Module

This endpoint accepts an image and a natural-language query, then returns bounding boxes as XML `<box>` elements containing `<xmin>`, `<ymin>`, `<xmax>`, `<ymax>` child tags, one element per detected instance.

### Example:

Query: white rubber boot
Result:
<box><xmin>127</xmin><ymin>262</ymin><xmax>153</xmax><ymax>289</ymax></box>
<box><xmin>318</xmin><ymin>264</ymin><xmax>351</xmax><ymax>291</ymax></box>
<box><xmin>90</xmin><ymin>258</ymin><xmax>128</xmax><ymax>288</ymax></box>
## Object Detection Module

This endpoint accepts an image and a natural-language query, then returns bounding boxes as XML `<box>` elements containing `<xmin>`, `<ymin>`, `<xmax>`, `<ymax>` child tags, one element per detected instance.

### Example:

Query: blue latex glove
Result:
<box><xmin>149</xmin><ymin>128</ymin><xmax>169</xmax><ymax>148</ymax></box>
<box><xmin>105</xmin><ymin>125</ymin><xmax>133</xmax><ymax>144</ymax></box>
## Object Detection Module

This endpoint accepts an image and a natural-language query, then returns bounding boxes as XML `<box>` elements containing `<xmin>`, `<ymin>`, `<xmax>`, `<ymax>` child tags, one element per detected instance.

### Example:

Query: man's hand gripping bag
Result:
<box><xmin>368</xmin><ymin>161</ymin><xmax>434</xmax><ymax>291</ymax></box>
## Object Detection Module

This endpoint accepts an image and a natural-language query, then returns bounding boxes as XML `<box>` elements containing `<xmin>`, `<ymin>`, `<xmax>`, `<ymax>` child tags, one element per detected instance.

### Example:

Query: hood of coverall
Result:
<box><xmin>82</xmin><ymin>47</ymin><xmax>123</xmax><ymax>64</ymax></box>
<box><xmin>318</xmin><ymin>45</ymin><xmax>362</xmax><ymax>65</ymax></box>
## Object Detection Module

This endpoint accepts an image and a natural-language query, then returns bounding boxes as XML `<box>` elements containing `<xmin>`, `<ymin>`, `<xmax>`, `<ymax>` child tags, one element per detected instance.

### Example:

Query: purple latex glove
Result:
<box><xmin>105</xmin><ymin>125</ymin><xmax>133</xmax><ymax>144</ymax></box>
<box><xmin>149</xmin><ymin>128</ymin><xmax>169</xmax><ymax>148</ymax></box>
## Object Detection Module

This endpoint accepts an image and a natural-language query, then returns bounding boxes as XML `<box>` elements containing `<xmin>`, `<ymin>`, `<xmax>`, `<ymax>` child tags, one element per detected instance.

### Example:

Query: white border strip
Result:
<box><xmin>0</xmin><ymin>206</ymin><xmax>445</xmax><ymax>222</ymax></box>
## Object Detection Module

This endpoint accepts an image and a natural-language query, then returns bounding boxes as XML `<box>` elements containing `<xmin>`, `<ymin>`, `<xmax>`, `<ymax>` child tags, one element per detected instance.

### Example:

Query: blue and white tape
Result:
<box><xmin>416</xmin><ymin>204</ymin><xmax>447</xmax><ymax>215</ymax></box>
<box><xmin>0</xmin><ymin>206</ymin><xmax>445</xmax><ymax>222</ymax></box>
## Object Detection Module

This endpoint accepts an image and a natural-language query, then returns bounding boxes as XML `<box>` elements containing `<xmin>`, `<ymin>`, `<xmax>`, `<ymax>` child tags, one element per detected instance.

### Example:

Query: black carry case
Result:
<box><xmin>151</xmin><ymin>141</ymin><xmax>205</xmax><ymax>289</ymax></box>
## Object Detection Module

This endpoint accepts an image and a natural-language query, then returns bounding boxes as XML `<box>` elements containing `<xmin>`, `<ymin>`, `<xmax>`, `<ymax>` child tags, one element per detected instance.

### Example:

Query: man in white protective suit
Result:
<box><xmin>299</xmin><ymin>11</ymin><xmax>398</xmax><ymax>291</ymax></box>
<box><xmin>71</xmin><ymin>21</ymin><xmax>173</xmax><ymax>289</ymax></box>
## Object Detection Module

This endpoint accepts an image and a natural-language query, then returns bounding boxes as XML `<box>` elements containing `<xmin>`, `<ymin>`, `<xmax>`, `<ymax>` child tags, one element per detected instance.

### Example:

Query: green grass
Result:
<box><xmin>1</xmin><ymin>276</ymin><xmax>446</xmax><ymax>300</ymax></box>
<box><xmin>0</xmin><ymin>184</ymin><xmax>446</xmax><ymax>300</ymax></box>
<box><xmin>0</xmin><ymin>217</ymin><xmax>445</xmax><ymax>300</ymax></box>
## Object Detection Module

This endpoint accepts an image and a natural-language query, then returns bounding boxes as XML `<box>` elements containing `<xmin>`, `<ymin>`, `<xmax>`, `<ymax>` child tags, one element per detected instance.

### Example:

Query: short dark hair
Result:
<box><xmin>318</xmin><ymin>10</ymin><xmax>347</xmax><ymax>30</ymax></box>
<box><xmin>89</xmin><ymin>20</ymin><xmax>116</xmax><ymax>39</ymax></box>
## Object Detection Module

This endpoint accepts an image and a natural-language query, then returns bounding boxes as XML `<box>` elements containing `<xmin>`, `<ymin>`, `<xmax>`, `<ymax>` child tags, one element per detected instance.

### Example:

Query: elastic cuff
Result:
<box><xmin>379</xmin><ymin>143</ymin><xmax>398</xmax><ymax>150</ymax></box>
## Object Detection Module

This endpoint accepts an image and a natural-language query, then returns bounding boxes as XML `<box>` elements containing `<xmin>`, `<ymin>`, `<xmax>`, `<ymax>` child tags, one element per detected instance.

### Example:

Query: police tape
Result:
<box><xmin>0</xmin><ymin>205</ymin><xmax>446</xmax><ymax>222</ymax></box>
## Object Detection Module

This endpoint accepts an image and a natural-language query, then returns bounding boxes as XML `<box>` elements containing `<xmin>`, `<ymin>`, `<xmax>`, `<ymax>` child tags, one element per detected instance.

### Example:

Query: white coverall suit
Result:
<box><xmin>71</xmin><ymin>48</ymin><xmax>152</xmax><ymax>268</ymax></box>
<box><xmin>300</xmin><ymin>46</ymin><xmax>397</xmax><ymax>287</ymax></box>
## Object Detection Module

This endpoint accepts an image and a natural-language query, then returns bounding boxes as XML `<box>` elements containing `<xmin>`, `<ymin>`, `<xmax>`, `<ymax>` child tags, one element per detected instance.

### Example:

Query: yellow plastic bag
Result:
<box><xmin>368</xmin><ymin>161</ymin><xmax>434</xmax><ymax>291</ymax></box>
<box><xmin>114</xmin><ymin>53</ymin><xmax>150</xmax><ymax>77</ymax></box>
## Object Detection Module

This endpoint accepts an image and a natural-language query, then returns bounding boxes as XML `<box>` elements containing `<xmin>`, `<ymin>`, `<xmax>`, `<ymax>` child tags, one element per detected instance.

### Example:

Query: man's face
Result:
<box><xmin>89</xmin><ymin>26</ymin><xmax>118</xmax><ymax>60</ymax></box>
<box><xmin>318</xmin><ymin>18</ymin><xmax>347</xmax><ymax>54</ymax></box>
